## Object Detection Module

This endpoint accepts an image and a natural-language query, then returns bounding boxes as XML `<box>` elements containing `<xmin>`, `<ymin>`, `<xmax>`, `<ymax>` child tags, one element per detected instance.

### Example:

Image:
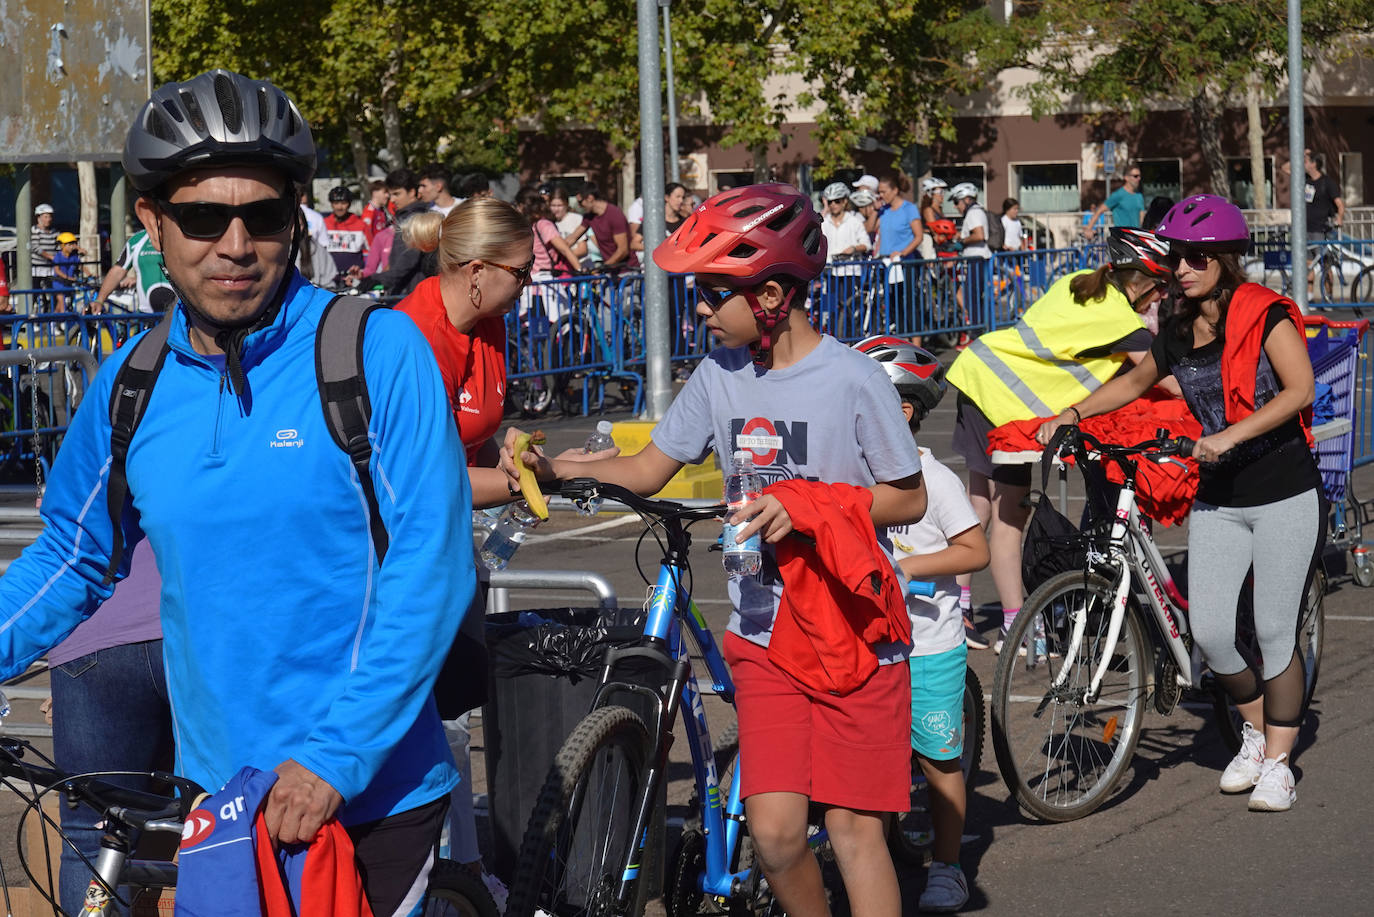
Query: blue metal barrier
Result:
<box><xmin>504</xmin><ymin>275</ymin><xmax>643</xmax><ymax>416</ymax></box>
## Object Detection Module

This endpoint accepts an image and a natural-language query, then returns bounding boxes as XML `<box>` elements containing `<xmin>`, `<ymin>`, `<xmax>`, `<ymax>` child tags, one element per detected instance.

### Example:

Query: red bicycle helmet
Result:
<box><xmin>654</xmin><ymin>183</ymin><xmax>826</xmax><ymax>284</ymax></box>
<box><xmin>853</xmin><ymin>336</ymin><xmax>946</xmax><ymax>420</ymax></box>
<box><xmin>655</xmin><ymin>183</ymin><xmax>826</xmax><ymax>363</ymax></box>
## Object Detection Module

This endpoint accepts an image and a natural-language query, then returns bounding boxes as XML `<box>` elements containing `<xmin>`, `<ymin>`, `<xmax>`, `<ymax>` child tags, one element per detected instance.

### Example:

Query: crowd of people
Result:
<box><xmin>0</xmin><ymin>66</ymin><xmax>1329</xmax><ymax>917</ymax></box>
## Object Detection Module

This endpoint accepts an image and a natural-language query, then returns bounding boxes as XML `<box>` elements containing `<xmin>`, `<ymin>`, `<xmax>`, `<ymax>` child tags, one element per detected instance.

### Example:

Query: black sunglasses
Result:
<box><xmin>460</xmin><ymin>259</ymin><xmax>533</xmax><ymax>286</ymax></box>
<box><xmin>697</xmin><ymin>285</ymin><xmax>739</xmax><ymax>308</ymax></box>
<box><xmin>1163</xmin><ymin>248</ymin><xmax>1212</xmax><ymax>271</ymax></box>
<box><xmin>157</xmin><ymin>196</ymin><xmax>296</xmax><ymax>240</ymax></box>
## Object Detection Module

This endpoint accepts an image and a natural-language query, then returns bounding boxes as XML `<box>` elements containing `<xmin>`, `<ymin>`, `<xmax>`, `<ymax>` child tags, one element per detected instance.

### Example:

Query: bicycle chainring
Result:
<box><xmin>665</xmin><ymin>829</ymin><xmax>707</xmax><ymax>917</ymax></box>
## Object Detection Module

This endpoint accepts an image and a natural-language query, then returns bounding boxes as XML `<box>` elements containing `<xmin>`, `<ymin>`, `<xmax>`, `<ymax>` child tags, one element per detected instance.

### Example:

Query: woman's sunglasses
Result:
<box><xmin>157</xmin><ymin>196</ymin><xmax>296</xmax><ymax>240</ymax></box>
<box><xmin>1163</xmin><ymin>248</ymin><xmax>1212</xmax><ymax>271</ymax></box>
<box><xmin>461</xmin><ymin>259</ymin><xmax>533</xmax><ymax>286</ymax></box>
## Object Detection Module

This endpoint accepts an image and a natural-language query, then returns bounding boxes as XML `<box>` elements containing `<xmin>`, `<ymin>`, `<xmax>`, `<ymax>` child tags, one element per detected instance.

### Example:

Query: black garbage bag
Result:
<box><xmin>487</xmin><ymin>607</ymin><xmax>646</xmax><ymax>683</ymax></box>
<box><xmin>483</xmin><ymin>607</ymin><xmax>661</xmax><ymax>886</ymax></box>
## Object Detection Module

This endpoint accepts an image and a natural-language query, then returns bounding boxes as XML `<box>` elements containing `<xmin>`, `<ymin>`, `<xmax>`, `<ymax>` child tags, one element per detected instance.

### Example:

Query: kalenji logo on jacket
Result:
<box><xmin>270</xmin><ymin>429</ymin><xmax>305</xmax><ymax>449</ymax></box>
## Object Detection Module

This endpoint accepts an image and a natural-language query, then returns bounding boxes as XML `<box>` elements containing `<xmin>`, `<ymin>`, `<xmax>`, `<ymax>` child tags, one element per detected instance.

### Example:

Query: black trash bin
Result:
<box><xmin>482</xmin><ymin>607</ymin><xmax>664</xmax><ymax>888</ymax></box>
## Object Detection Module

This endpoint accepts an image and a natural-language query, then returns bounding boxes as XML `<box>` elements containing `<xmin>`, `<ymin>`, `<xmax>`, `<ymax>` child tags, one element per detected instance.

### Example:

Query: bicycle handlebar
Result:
<box><xmin>560</xmin><ymin>477</ymin><xmax>725</xmax><ymax>524</ymax></box>
<box><xmin>0</xmin><ymin>734</ymin><xmax>203</xmax><ymax>832</ymax></box>
<box><xmin>1056</xmin><ymin>425</ymin><xmax>1195</xmax><ymax>463</ymax></box>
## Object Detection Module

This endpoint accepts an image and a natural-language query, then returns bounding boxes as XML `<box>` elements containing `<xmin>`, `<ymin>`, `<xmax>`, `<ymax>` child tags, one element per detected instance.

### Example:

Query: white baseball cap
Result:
<box><xmin>851</xmin><ymin>175</ymin><xmax>879</xmax><ymax>193</ymax></box>
<box><xmin>34</xmin><ymin>204</ymin><xmax>54</xmax><ymax>216</ymax></box>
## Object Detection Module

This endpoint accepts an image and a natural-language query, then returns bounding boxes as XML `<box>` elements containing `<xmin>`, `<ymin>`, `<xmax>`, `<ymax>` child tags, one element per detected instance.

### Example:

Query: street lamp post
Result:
<box><xmin>638</xmin><ymin>0</ymin><xmax>671</xmax><ymax>419</ymax></box>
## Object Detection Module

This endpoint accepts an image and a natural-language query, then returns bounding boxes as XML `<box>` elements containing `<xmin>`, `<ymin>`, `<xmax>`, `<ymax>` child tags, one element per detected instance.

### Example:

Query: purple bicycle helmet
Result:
<box><xmin>1153</xmin><ymin>194</ymin><xmax>1249</xmax><ymax>253</ymax></box>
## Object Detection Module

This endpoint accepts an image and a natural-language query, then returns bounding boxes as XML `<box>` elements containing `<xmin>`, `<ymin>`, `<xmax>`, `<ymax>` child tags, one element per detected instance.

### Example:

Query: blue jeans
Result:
<box><xmin>50</xmin><ymin>640</ymin><xmax>173</xmax><ymax>915</ymax></box>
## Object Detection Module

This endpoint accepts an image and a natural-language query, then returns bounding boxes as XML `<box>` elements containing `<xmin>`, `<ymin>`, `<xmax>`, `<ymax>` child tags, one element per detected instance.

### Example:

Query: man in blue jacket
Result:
<box><xmin>0</xmin><ymin>70</ymin><xmax>474</xmax><ymax>916</ymax></box>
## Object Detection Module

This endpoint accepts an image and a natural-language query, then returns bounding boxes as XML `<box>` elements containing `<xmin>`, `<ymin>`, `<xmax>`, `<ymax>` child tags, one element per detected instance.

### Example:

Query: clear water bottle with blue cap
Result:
<box><xmin>577</xmin><ymin>421</ymin><xmax>617</xmax><ymax>516</ymax></box>
<box><xmin>723</xmin><ymin>451</ymin><xmax>763</xmax><ymax>579</ymax></box>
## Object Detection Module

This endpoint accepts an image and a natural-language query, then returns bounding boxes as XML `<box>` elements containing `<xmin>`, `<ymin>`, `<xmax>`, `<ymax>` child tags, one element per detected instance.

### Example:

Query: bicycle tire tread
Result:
<box><xmin>506</xmin><ymin>705</ymin><xmax>652</xmax><ymax>917</ymax></box>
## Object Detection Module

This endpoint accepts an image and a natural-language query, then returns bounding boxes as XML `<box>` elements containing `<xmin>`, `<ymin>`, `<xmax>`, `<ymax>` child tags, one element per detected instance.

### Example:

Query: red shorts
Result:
<box><xmin>723</xmin><ymin>632</ymin><xmax>912</xmax><ymax>813</ymax></box>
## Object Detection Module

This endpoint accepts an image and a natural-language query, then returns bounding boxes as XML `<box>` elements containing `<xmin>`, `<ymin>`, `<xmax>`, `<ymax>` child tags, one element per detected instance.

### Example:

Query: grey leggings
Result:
<box><xmin>1187</xmin><ymin>488</ymin><xmax>1322</xmax><ymax>728</ymax></box>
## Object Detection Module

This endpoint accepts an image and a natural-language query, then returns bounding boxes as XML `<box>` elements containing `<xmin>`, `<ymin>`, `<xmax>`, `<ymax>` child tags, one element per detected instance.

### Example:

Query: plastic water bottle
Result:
<box><xmin>722</xmin><ymin>451</ymin><xmax>763</xmax><ymax>579</ymax></box>
<box><xmin>479</xmin><ymin>500</ymin><xmax>542</xmax><ymax>571</ymax></box>
<box><xmin>577</xmin><ymin>421</ymin><xmax>617</xmax><ymax>516</ymax></box>
<box><xmin>471</xmin><ymin>505</ymin><xmax>504</xmax><ymax>535</ymax></box>
<box><xmin>1027</xmin><ymin>614</ymin><xmax>1047</xmax><ymax>666</ymax></box>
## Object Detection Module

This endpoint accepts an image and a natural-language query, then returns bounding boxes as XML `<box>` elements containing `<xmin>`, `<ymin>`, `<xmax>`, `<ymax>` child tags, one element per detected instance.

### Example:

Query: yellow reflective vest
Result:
<box><xmin>947</xmin><ymin>270</ymin><xmax>1146</xmax><ymax>428</ymax></box>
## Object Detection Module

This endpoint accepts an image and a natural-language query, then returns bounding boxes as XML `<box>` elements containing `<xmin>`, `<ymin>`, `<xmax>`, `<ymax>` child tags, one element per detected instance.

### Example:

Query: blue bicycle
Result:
<box><xmin>505</xmin><ymin>479</ymin><xmax>978</xmax><ymax>917</ymax></box>
<box><xmin>505</xmin><ymin>478</ymin><xmax>853</xmax><ymax>917</ymax></box>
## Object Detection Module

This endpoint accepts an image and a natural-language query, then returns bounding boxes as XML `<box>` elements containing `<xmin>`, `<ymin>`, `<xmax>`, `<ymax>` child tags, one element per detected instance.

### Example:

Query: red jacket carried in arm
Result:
<box><xmin>763</xmin><ymin>480</ymin><xmax>911</xmax><ymax>696</ymax></box>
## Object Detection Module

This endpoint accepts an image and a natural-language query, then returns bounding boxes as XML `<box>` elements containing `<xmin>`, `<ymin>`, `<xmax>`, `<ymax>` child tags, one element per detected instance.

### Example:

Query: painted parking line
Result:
<box><xmin>1325</xmin><ymin>614</ymin><xmax>1374</xmax><ymax>621</ymax></box>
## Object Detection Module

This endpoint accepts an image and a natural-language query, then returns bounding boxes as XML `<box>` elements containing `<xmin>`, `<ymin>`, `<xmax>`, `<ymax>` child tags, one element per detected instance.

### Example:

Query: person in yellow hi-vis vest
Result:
<box><xmin>946</xmin><ymin>228</ymin><xmax>1175</xmax><ymax>652</ymax></box>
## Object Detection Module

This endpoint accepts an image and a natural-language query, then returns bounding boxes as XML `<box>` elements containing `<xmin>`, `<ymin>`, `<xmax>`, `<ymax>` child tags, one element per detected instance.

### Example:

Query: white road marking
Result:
<box><xmin>1326</xmin><ymin>615</ymin><xmax>1374</xmax><ymax>621</ymax></box>
<box><xmin>524</xmin><ymin>515</ymin><xmax>641</xmax><ymax>543</ymax></box>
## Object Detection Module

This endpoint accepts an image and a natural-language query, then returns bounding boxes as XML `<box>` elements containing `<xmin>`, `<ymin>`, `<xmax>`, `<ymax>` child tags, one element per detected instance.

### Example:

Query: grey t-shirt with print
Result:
<box><xmin>652</xmin><ymin>335</ymin><xmax>923</xmax><ymax>659</ymax></box>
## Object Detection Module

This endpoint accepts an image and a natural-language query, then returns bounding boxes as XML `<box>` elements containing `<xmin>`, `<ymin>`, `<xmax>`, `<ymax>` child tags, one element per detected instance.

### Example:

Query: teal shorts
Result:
<box><xmin>909</xmin><ymin>643</ymin><xmax>968</xmax><ymax>761</ymax></box>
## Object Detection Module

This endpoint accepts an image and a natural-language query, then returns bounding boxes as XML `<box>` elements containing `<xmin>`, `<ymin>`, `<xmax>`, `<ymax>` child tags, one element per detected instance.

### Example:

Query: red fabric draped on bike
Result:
<box><xmin>988</xmin><ymin>389</ymin><xmax>1203</xmax><ymax>527</ymax></box>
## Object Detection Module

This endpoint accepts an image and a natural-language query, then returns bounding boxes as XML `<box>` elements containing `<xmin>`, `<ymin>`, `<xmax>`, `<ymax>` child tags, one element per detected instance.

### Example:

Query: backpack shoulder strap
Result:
<box><xmin>103</xmin><ymin>314</ymin><xmax>175</xmax><ymax>585</ymax></box>
<box><xmin>316</xmin><ymin>295</ymin><xmax>391</xmax><ymax>563</ymax></box>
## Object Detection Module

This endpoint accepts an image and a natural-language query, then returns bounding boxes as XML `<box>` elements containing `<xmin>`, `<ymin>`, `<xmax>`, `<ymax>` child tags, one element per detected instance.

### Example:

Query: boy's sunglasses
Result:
<box><xmin>157</xmin><ymin>196</ymin><xmax>296</xmax><ymax>240</ymax></box>
<box><xmin>1163</xmin><ymin>248</ymin><xmax>1212</xmax><ymax>271</ymax></box>
<box><xmin>697</xmin><ymin>285</ymin><xmax>739</xmax><ymax>308</ymax></box>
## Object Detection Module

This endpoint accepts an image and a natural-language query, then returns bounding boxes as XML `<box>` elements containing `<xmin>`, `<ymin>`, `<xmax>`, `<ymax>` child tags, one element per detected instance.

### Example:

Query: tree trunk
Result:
<box><xmin>1246</xmin><ymin>77</ymin><xmax>1267</xmax><ymax>209</ymax></box>
<box><xmin>347</xmin><ymin>119</ymin><xmax>371</xmax><ymax>187</ymax></box>
<box><xmin>751</xmin><ymin>144</ymin><xmax>770</xmax><ymax>183</ymax></box>
<box><xmin>77</xmin><ymin>162</ymin><xmax>98</xmax><ymax>270</ymax></box>
<box><xmin>620</xmin><ymin>149</ymin><xmax>637</xmax><ymax>208</ymax></box>
<box><xmin>381</xmin><ymin>23</ymin><xmax>407</xmax><ymax>170</ymax></box>
<box><xmin>1190</xmin><ymin>91</ymin><xmax>1230</xmax><ymax>197</ymax></box>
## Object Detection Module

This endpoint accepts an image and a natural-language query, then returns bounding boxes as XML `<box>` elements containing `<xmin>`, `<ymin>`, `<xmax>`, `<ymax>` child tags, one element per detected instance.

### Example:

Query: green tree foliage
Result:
<box><xmin>149</xmin><ymin>0</ymin><xmax>1018</xmax><ymax>178</ymax></box>
<box><xmin>1007</xmin><ymin>0</ymin><xmax>1374</xmax><ymax>194</ymax></box>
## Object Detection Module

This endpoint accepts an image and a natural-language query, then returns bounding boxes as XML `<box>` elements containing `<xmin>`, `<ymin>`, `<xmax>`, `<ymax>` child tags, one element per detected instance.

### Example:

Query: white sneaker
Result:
<box><xmin>1248</xmin><ymin>754</ymin><xmax>1297</xmax><ymax>812</ymax></box>
<box><xmin>992</xmin><ymin>627</ymin><xmax>1026</xmax><ymax>657</ymax></box>
<box><xmin>1219</xmin><ymin>722</ymin><xmax>1266</xmax><ymax>793</ymax></box>
<box><xmin>919</xmin><ymin>861</ymin><xmax>969</xmax><ymax>913</ymax></box>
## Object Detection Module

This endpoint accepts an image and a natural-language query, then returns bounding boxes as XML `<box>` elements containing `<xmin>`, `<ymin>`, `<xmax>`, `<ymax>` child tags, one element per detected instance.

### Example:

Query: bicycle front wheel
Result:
<box><xmin>507</xmin><ymin>705</ymin><xmax>652</xmax><ymax>917</ymax></box>
<box><xmin>991</xmin><ymin>571</ymin><xmax>1148</xmax><ymax>822</ymax></box>
<box><xmin>1351</xmin><ymin>265</ymin><xmax>1374</xmax><ymax>306</ymax></box>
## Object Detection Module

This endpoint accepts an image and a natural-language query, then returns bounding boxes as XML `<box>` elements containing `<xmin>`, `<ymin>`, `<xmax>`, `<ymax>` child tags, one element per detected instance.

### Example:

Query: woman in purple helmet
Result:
<box><xmin>1036</xmin><ymin>194</ymin><xmax>1321</xmax><ymax>813</ymax></box>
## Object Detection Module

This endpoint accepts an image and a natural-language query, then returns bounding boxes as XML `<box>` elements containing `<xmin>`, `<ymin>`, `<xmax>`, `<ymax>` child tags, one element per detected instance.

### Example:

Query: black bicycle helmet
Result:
<box><xmin>123</xmin><ymin>69</ymin><xmax>316</xmax><ymax>193</ymax></box>
<box><xmin>853</xmin><ymin>336</ymin><xmax>946</xmax><ymax>419</ymax></box>
<box><xmin>1108</xmin><ymin>227</ymin><xmax>1171</xmax><ymax>281</ymax></box>
<box><xmin>328</xmin><ymin>185</ymin><xmax>353</xmax><ymax>203</ymax></box>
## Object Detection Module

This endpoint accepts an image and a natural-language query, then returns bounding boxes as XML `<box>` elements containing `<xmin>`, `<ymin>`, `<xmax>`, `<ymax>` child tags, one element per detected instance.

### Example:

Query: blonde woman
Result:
<box><xmin>396</xmin><ymin>199</ymin><xmax>533</xmax><ymax>900</ymax></box>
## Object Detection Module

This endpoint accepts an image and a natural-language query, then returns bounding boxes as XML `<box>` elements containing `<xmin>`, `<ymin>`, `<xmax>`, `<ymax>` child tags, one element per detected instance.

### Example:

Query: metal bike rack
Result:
<box><xmin>487</xmin><ymin>569</ymin><xmax>619</xmax><ymax>614</ymax></box>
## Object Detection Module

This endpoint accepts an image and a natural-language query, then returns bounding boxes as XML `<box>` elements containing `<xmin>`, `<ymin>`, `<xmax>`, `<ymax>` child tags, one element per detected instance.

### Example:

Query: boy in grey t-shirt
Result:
<box><xmin>505</xmin><ymin>184</ymin><xmax>926</xmax><ymax>917</ymax></box>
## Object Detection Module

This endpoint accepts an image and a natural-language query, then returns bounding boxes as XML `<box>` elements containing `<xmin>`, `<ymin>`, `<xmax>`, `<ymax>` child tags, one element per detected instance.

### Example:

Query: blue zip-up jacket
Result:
<box><xmin>0</xmin><ymin>273</ymin><xmax>473</xmax><ymax>824</ymax></box>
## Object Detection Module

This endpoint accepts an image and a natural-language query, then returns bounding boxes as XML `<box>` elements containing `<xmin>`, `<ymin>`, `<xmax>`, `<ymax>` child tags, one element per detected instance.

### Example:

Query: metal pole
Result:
<box><xmin>661</xmin><ymin>2</ymin><xmax>680</xmax><ymax>184</ymax></box>
<box><xmin>110</xmin><ymin>165</ymin><xmax>128</xmax><ymax>258</ymax></box>
<box><xmin>638</xmin><ymin>0</ymin><xmax>671</xmax><ymax>419</ymax></box>
<box><xmin>16</xmin><ymin>167</ymin><xmax>33</xmax><ymax>308</ymax></box>
<box><xmin>1288</xmin><ymin>0</ymin><xmax>1307</xmax><ymax>314</ymax></box>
